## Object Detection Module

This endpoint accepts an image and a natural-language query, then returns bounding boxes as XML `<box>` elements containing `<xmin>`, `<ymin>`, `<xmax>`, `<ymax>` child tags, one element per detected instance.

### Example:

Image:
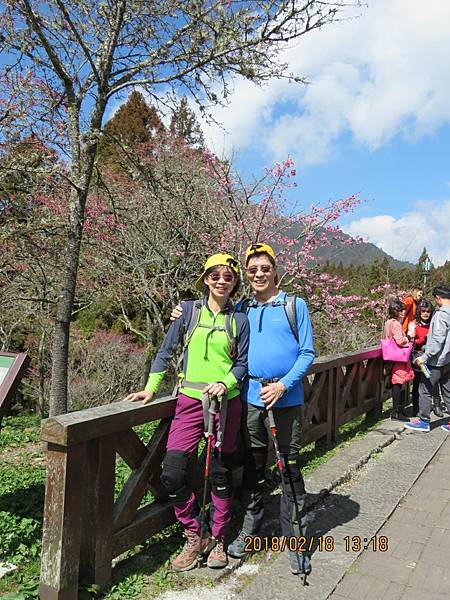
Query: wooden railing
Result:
<box><xmin>39</xmin><ymin>345</ymin><xmax>389</xmax><ymax>599</ymax></box>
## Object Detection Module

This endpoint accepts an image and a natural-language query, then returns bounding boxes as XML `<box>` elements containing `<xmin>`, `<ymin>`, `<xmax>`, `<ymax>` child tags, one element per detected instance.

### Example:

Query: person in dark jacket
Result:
<box><xmin>127</xmin><ymin>253</ymin><xmax>249</xmax><ymax>571</ymax></box>
<box><xmin>405</xmin><ymin>286</ymin><xmax>450</xmax><ymax>432</ymax></box>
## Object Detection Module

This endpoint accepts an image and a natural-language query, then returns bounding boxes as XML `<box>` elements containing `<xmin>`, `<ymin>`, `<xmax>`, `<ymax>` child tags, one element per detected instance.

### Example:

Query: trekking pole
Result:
<box><xmin>268</xmin><ymin>408</ymin><xmax>309</xmax><ymax>586</ymax></box>
<box><xmin>198</xmin><ymin>394</ymin><xmax>218</xmax><ymax>566</ymax></box>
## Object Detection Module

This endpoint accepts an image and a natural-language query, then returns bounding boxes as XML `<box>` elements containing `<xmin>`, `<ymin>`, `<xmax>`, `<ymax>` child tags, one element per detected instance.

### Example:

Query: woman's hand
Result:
<box><xmin>260</xmin><ymin>382</ymin><xmax>286</xmax><ymax>410</ymax></box>
<box><xmin>203</xmin><ymin>382</ymin><xmax>227</xmax><ymax>398</ymax></box>
<box><xmin>170</xmin><ymin>305</ymin><xmax>183</xmax><ymax>321</ymax></box>
<box><xmin>125</xmin><ymin>390</ymin><xmax>154</xmax><ymax>405</ymax></box>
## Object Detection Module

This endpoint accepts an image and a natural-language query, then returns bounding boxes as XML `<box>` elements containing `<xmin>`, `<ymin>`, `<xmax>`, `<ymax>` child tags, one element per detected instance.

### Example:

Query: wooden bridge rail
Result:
<box><xmin>39</xmin><ymin>345</ymin><xmax>389</xmax><ymax>599</ymax></box>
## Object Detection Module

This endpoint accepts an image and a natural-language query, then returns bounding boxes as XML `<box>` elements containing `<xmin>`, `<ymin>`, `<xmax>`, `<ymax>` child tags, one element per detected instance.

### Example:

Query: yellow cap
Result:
<box><xmin>195</xmin><ymin>253</ymin><xmax>239</xmax><ymax>291</ymax></box>
<box><xmin>244</xmin><ymin>242</ymin><xmax>276</xmax><ymax>264</ymax></box>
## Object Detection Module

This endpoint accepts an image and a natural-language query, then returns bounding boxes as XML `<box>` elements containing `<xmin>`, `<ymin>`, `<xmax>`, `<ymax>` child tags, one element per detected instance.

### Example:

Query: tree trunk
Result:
<box><xmin>49</xmin><ymin>212</ymin><xmax>84</xmax><ymax>416</ymax></box>
<box><xmin>37</xmin><ymin>327</ymin><xmax>47</xmax><ymax>417</ymax></box>
<box><xmin>48</xmin><ymin>100</ymin><xmax>105</xmax><ymax>415</ymax></box>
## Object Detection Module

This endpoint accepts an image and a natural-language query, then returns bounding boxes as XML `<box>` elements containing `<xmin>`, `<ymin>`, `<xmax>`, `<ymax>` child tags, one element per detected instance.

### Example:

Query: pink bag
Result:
<box><xmin>381</xmin><ymin>338</ymin><xmax>413</xmax><ymax>362</ymax></box>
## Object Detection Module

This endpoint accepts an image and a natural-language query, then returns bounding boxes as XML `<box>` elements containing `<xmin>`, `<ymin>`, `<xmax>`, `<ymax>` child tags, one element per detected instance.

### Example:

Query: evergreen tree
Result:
<box><xmin>97</xmin><ymin>91</ymin><xmax>165</xmax><ymax>168</ymax></box>
<box><xmin>0</xmin><ymin>134</ymin><xmax>58</xmax><ymax>221</ymax></box>
<box><xmin>169</xmin><ymin>96</ymin><xmax>205</xmax><ymax>149</ymax></box>
<box><xmin>414</xmin><ymin>247</ymin><xmax>434</xmax><ymax>293</ymax></box>
<box><xmin>367</xmin><ymin>257</ymin><xmax>391</xmax><ymax>289</ymax></box>
<box><xmin>434</xmin><ymin>261</ymin><xmax>450</xmax><ymax>288</ymax></box>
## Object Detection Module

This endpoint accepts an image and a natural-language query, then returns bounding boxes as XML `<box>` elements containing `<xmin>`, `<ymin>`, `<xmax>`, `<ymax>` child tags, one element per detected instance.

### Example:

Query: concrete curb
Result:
<box><xmin>304</xmin><ymin>421</ymin><xmax>405</xmax><ymax>506</ymax></box>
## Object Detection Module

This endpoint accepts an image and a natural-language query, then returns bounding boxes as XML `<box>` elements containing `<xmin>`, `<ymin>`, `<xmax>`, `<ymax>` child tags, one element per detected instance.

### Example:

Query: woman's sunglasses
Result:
<box><xmin>208</xmin><ymin>272</ymin><xmax>235</xmax><ymax>283</ymax></box>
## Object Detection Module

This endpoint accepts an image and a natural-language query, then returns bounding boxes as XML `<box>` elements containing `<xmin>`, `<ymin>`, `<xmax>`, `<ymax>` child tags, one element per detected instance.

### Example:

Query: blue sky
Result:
<box><xmin>190</xmin><ymin>0</ymin><xmax>450</xmax><ymax>267</ymax></box>
<box><xmin>6</xmin><ymin>0</ymin><xmax>448</xmax><ymax>266</ymax></box>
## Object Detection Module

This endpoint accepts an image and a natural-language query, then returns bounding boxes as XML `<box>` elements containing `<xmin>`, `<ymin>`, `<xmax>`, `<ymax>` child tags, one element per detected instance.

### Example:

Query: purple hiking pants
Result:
<box><xmin>165</xmin><ymin>392</ymin><xmax>241</xmax><ymax>538</ymax></box>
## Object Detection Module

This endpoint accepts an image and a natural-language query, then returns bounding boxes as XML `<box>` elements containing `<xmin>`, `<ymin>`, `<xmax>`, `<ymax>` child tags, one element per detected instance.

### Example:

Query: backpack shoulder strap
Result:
<box><xmin>238</xmin><ymin>297</ymin><xmax>251</xmax><ymax>314</ymax></box>
<box><xmin>225</xmin><ymin>311</ymin><xmax>234</xmax><ymax>339</ymax></box>
<box><xmin>284</xmin><ymin>294</ymin><xmax>299</xmax><ymax>343</ymax></box>
<box><xmin>172</xmin><ymin>299</ymin><xmax>202</xmax><ymax>396</ymax></box>
<box><xmin>225</xmin><ymin>310</ymin><xmax>238</xmax><ymax>360</ymax></box>
<box><xmin>183</xmin><ymin>299</ymin><xmax>202</xmax><ymax>346</ymax></box>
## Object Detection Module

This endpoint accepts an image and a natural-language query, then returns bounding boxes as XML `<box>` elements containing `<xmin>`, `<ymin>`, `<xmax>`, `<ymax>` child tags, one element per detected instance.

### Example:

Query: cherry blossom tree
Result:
<box><xmin>1</xmin><ymin>0</ymin><xmax>355</xmax><ymax>414</ymax></box>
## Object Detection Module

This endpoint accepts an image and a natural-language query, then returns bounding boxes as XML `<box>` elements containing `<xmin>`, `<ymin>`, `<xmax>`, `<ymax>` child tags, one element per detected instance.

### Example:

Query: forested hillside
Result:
<box><xmin>1</xmin><ymin>93</ymin><xmax>447</xmax><ymax>417</ymax></box>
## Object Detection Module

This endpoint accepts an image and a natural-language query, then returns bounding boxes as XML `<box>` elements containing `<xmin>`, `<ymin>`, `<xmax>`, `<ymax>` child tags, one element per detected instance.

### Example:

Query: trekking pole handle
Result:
<box><xmin>268</xmin><ymin>409</ymin><xmax>283</xmax><ymax>472</ymax></box>
<box><xmin>206</xmin><ymin>394</ymin><xmax>217</xmax><ymax>436</ymax></box>
<box><xmin>208</xmin><ymin>396</ymin><xmax>219</xmax><ymax>416</ymax></box>
<box><xmin>268</xmin><ymin>408</ymin><xmax>276</xmax><ymax>430</ymax></box>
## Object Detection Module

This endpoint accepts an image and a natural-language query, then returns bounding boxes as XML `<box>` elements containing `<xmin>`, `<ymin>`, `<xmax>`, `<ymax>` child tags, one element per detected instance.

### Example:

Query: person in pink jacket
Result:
<box><xmin>384</xmin><ymin>299</ymin><xmax>415</xmax><ymax>421</ymax></box>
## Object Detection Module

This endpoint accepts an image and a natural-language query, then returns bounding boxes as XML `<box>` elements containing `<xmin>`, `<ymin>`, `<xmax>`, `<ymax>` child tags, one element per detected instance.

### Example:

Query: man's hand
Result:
<box><xmin>260</xmin><ymin>382</ymin><xmax>286</xmax><ymax>410</ymax></box>
<box><xmin>125</xmin><ymin>390</ymin><xmax>154</xmax><ymax>404</ymax></box>
<box><xmin>203</xmin><ymin>382</ymin><xmax>227</xmax><ymax>399</ymax></box>
<box><xmin>413</xmin><ymin>355</ymin><xmax>425</xmax><ymax>367</ymax></box>
<box><xmin>170</xmin><ymin>304</ymin><xmax>183</xmax><ymax>321</ymax></box>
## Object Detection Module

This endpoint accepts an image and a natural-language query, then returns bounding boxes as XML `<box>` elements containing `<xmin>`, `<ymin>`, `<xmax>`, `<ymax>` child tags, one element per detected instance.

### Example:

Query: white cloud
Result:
<box><xmin>343</xmin><ymin>200</ymin><xmax>450</xmax><ymax>266</ymax></box>
<box><xmin>199</xmin><ymin>0</ymin><xmax>450</xmax><ymax>164</ymax></box>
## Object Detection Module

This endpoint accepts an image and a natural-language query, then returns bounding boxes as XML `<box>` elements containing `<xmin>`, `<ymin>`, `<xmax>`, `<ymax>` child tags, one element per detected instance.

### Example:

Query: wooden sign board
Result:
<box><xmin>0</xmin><ymin>352</ymin><xmax>30</xmax><ymax>421</ymax></box>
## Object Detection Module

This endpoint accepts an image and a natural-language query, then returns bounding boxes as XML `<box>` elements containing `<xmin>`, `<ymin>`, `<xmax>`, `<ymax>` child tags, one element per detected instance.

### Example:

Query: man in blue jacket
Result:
<box><xmin>227</xmin><ymin>243</ymin><xmax>315</xmax><ymax>575</ymax></box>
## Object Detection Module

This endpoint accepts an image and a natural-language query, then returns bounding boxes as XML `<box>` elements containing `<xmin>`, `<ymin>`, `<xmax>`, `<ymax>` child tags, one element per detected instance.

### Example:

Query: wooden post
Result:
<box><xmin>79</xmin><ymin>434</ymin><xmax>116</xmax><ymax>588</ymax></box>
<box><xmin>40</xmin><ymin>442</ymin><xmax>86</xmax><ymax>600</ymax></box>
<box><xmin>331</xmin><ymin>366</ymin><xmax>340</xmax><ymax>443</ymax></box>
<box><xmin>367</xmin><ymin>358</ymin><xmax>383</xmax><ymax>420</ymax></box>
<box><xmin>327</xmin><ymin>368</ymin><xmax>335</xmax><ymax>444</ymax></box>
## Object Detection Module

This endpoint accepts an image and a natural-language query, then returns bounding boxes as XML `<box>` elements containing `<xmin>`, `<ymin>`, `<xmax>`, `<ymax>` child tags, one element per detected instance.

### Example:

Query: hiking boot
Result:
<box><xmin>390</xmin><ymin>411</ymin><xmax>409</xmax><ymax>422</ymax></box>
<box><xmin>433</xmin><ymin>403</ymin><xmax>444</xmax><ymax>418</ymax></box>
<box><xmin>207</xmin><ymin>538</ymin><xmax>228</xmax><ymax>568</ymax></box>
<box><xmin>404</xmin><ymin>418</ymin><xmax>430</xmax><ymax>433</ymax></box>
<box><xmin>288</xmin><ymin>551</ymin><xmax>311</xmax><ymax>575</ymax></box>
<box><xmin>171</xmin><ymin>530</ymin><xmax>213</xmax><ymax>572</ymax></box>
<box><xmin>227</xmin><ymin>529</ymin><xmax>252</xmax><ymax>559</ymax></box>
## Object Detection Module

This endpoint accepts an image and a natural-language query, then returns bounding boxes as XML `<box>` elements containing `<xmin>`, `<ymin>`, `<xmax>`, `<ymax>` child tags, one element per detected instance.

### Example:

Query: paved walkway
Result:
<box><xmin>235</xmin><ymin>418</ymin><xmax>450</xmax><ymax>600</ymax></box>
<box><xmin>331</xmin><ymin>428</ymin><xmax>450</xmax><ymax>600</ymax></box>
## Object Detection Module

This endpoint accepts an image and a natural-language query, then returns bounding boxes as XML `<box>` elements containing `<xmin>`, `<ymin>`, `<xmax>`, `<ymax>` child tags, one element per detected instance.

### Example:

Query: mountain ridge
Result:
<box><xmin>313</xmin><ymin>230</ymin><xmax>414</xmax><ymax>268</ymax></box>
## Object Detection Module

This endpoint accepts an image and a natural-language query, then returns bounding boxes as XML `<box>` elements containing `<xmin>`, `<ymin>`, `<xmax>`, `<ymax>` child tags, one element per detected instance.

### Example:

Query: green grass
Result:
<box><xmin>0</xmin><ymin>403</ymin><xmax>392</xmax><ymax>599</ymax></box>
<box><xmin>114</xmin><ymin>420</ymin><xmax>158</xmax><ymax>506</ymax></box>
<box><xmin>0</xmin><ymin>416</ymin><xmax>40</xmax><ymax>450</ymax></box>
<box><xmin>0</xmin><ymin>430</ymin><xmax>45</xmax><ymax>598</ymax></box>
<box><xmin>0</xmin><ymin>416</ymin><xmax>177</xmax><ymax>600</ymax></box>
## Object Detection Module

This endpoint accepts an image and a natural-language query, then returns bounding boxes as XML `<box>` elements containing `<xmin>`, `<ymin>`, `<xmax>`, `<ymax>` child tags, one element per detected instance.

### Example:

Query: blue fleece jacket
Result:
<box><xmin>238</xmin><ymin>291</ymin><xmax>315</xmax><ymax>408</ymax></box>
